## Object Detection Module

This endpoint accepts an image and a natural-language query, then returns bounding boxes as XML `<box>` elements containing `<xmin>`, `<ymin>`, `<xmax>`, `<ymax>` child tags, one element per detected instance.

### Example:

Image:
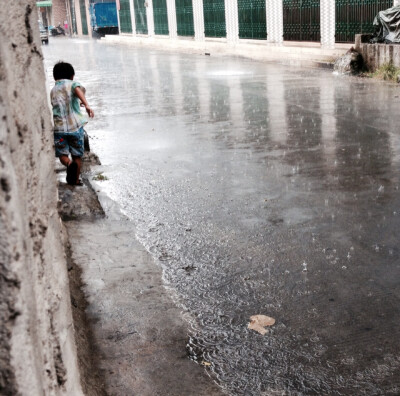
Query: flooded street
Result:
<box><xmin>44</xmin><ymin>39</ymin><xmax>400</xmax><ymax>395</ymax></box>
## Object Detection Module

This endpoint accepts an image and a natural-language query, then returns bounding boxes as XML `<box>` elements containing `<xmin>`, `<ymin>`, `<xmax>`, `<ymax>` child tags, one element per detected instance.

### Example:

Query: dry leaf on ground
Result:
<box><xmin>248</xmin><ymin>315</ymin><xmax>276</xmax><ymax>335</ymax></box>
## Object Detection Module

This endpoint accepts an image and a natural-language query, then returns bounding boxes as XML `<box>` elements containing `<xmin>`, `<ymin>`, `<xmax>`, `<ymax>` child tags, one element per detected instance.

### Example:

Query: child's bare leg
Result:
<box><xmin>72</xmin><ymin>156</ymin><xmax>82</xmax><ymax>184</ymax></box>
<box><xmin>59</xmin><ymin>155</ymin><xmax>71</xmax><ymax>167</ymax></box>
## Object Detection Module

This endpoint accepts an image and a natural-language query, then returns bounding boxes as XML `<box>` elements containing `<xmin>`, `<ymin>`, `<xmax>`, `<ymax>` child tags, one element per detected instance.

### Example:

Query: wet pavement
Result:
<box><xmin>44</xmin><ymin>39</ymin><xmax>400</xmax><ymax>395</ymax></box>
<box><xmin>66</xmin><ymin>214</ymin><xmax>224</xmax><ymax>396</ymax></box>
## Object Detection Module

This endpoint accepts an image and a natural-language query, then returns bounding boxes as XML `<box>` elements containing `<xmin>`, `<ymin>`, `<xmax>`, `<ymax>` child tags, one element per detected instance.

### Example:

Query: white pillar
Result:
<box><xmin>193</xmin><ymin>0</ymin><xmax>205</xmax><ymax>41</ymax></box>
<box><xmin>128</xmin><ymin>0</ymin><xmax>137</xmax><ymax>34</ymax></box>
<box><xmin>266</xmin><ymin>0</ymin><xmax>283</xmax><ymax>45</ymax></box>
<box><xmin>320</xmin><ymin>0</ymin><xmax>335</xmax><ymax>49</ymax></box>
<box><xmin>225</xmin><ymin>0</ymin><xmax>239</xmax><ymax>44</ymax></box>
<box><xmin>146</xmin><ymin>0</ymin><xmax>155</xmax><ymax>36</ymax></box>
<box><xmin>74</xmin><ymin>0</ymin><xmax>82</xmax><ymax>35</ymax></box>
<box><xmin>394</xmin><ymin>1</ymin><xmax>400</xmax><ymax>6</ymax></box>
<box><xmin>166</xmin><ymin>0</ymin><xmax>177</xmax><ymax>38</ymax></box>
<box><xmin>116</xmin><ymin>0</ymin><xmax>121</xmax><ymax>33</ymax></box>
<box><xmin>85</xmin><ymin>0</ymin><xmax>92</xmax><ymax>37</ymax></box>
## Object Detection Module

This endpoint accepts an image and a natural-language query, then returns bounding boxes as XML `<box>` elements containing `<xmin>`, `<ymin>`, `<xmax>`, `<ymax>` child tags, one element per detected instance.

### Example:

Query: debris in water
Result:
<box><xmin>181</xmin><ymin>265</ymin><xmax>197</xmax><ymax>275</ymax></box>
<box><xmin>93</xmin><ymin>172</ymin><xmax>108</xmax><ymax>181</ymax></box>
<box><xmin>248</xmin><ymin>315</ymin><xmax>275</xmax><ymax>335</ymax></box>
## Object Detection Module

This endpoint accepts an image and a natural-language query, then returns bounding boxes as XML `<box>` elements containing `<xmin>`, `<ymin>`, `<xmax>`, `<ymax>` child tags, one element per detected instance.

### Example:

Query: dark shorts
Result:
<box><xmin>54</xmin><ymin>128</ymin><xmax>84</xmax><ymax>158</ymax></box>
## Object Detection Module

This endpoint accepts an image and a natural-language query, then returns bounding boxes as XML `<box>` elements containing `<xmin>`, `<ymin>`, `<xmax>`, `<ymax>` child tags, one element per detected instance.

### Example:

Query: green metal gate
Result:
<box><xmin>79</xmin><ymin>0</ymin><xmax>88</xmax><ymax>35</ymax></box>
<box><xmin>175</xmin><ymin>0</ymin><xmax>194</xmax><ymax>36</ymax></box>
<box><xmin>238</xmin><ymin>0</ymin><xmax>267</xmax><ymax>39</ymax></box>
<box><xmin>283</xmin><ymin>0</ymin><xmax>320</xmax><ymax>41</ymax></box>
<box><xmin>203</xmin><ymin>0</ymin><xmax>226</xmax><ymax>38</ymax></box>
<box><xmin>119</xmin><ymin>0</ymin><xmax>132</xmax><ymax>33</ymax></box>
<box><xmin>134</xmin><ymin>0</ymin><xmax>148</xmax><ymax>34</ymax></box>
<box><xmin>153</xmin><ymin>0</ymin><xmax>169</xmax><ymax>35</ymax></box>
<box><xmin>336</xmin><ymin>0</ymin><xmax>393</xmax><ymax>43</ymax></box>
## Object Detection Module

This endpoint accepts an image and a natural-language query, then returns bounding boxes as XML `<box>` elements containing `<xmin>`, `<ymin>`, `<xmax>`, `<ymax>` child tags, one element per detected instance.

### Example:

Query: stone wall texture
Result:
<box><xmin>0</xmin><ymin>2</ymin><xmax>83</xmax><ymax>395</ymax></box>
<box><xmin>355</xmin><ymin>34</ymin><xmax>400</xmax><ymax>71</ymax></box>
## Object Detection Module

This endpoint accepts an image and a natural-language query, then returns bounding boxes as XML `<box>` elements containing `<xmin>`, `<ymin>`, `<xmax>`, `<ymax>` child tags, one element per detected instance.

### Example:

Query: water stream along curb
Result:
<box><xmin>58</xmin><ymin>153</ymin><xmax>224</xmax><ymax>395</ymax></box>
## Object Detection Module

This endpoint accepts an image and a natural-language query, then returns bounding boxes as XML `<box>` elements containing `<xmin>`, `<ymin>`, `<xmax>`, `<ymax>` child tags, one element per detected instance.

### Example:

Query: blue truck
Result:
<box><xmin>89</xmin><ymin>1</ymin><xmax>119</xmax><ymax>37</ymax></box>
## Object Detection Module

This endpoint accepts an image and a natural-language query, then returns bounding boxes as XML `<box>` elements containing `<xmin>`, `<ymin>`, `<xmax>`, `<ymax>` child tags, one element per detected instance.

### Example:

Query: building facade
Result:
<box><xmin>49</xmin><ymin>0</ymin><xmax>398</xmax><ymax>49</ymax></box>
<box><xmin>113</xmin><ymin>0</ymin><xmax>396</xmax><ymax>48</ymax></box>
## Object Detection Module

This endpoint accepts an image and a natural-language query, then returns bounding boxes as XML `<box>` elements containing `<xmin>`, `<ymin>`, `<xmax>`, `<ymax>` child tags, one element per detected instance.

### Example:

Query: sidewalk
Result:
<box><xmin>58</xmin><ymin>173</ymin><xmax>224</xmax><ymax>395</ymax></box>
<box><xmin>102</xmin><ymin>35</ymin><xmax>352</xmax><ymax>69</ymax></box>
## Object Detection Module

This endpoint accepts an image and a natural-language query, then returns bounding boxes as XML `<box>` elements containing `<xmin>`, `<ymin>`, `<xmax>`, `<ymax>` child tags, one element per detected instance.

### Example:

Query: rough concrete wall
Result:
<box><xmin>0</xmin><ymin>2</ymin><xmax>83</xmax><ymax>395</ymax></box>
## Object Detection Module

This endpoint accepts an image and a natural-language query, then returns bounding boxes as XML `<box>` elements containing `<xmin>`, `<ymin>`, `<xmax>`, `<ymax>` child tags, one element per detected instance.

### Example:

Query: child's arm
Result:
<box><xmin>74</xmin><ymin>86</ymin><xmax>94</xmax><ymax>118</ymax></box>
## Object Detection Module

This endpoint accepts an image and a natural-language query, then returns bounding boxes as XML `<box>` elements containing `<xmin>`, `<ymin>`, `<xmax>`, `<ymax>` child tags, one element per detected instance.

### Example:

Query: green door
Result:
<box><xmin>153</xmin><ymin>0</ymin><xmax>169</xmax><ymax>35</ymax></box>
<box><xmin>79</xmin><ymin>0</ymin><xmax>88</xmax><ymax>35</ymax></box>
<box><xmin>238</xmin><ymin>0</ymin><xmax>266</xmax><ymax>39</ymax></box>
<box><xmin>175</xmin><ymin>0</ymin><xmax>194</xmax><ymax>36</ymax></box>
<box><xmin>283</xmin><ymin>0</ymin><xmax>320</xmax><ymax>41</ymax></box>
<box><xmin>336</xmin><ymin>0</ymin><xmax>393</xmax><ymax>43</ymax></box>
<box><xmin>203</xmin><ymin>0</ymin><xmax>226</xmax><ymax>38</ymax></box>
<box><xmin>134</xmin><ymin>0</ymin><xmax>148</xmax><ymax>34</ymax></box>
<box><xmin>119</xmin><ymin>0</ymin><xmax>133</xmax><ymax>33</ymax></box>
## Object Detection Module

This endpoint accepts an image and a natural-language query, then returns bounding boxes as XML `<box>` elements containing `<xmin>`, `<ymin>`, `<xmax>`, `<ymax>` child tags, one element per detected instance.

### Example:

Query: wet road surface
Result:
<box><xmin>44</xmin><ymin>39</ymin><xmax>400</xmax><ymax>395</ymax></box>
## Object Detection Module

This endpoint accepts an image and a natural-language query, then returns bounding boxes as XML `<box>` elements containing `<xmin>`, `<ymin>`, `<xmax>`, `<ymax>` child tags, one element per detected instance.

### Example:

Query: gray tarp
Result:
<box><xmin>373</xmin><ymin>6</ymin><xmax>400</xmax><ymax>43</ymax></box>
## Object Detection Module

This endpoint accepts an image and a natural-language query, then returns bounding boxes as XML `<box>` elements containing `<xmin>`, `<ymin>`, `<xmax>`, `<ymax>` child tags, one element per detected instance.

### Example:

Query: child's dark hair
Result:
<box><xmin>53</xmin><ymin>61</ymin><xmax>75</xmax><ymax>80</ymax></box>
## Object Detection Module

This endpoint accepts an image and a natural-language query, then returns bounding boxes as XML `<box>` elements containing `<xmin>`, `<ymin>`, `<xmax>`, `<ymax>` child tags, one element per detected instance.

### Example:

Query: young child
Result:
<box><xmin>51</xmin><ymin>61</ymin><xmax>94</xmax><ymax>186</ymax></box>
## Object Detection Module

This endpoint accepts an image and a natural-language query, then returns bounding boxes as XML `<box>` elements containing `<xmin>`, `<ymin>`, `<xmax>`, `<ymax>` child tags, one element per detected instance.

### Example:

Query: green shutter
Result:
<box><xmin>203</xmin><ymin>0</ymin><xmax>226</xmax><ymax>38</ymax></box>
<box><xmin>238</xmin><ymin>0</ymin><xmax>267</xmax><ymax>40</ymax></box>
<box><xmin>79</xmin><ymin>0</ymin><xmax>88</xmax><ymax>35</ymax></box>
<box><xmin>153</xmin><ymin>0</ymin><xmax>169</xmax><ymax>35</ymax></box>
<box><xmin>335</xmin><ymin>0</ymin><xmax>393</xmax><ymax>43</ymax></box>
<box><xmin>119</xmin><ymin>0</ymin><xmax>133</xmax><ymax>33</ymax></box>
<box><xmin>175</xmin><ymin>0</ymin><xmax>194</xmax><ymax>37</ymax></box>
<box><xmin>283</xmin><ymin>0</ymin><xmax>320</xmax><ymax>41</ymax></box>
<box><xmin>134</xmin><ymin>0</ymin><xmax>148</xmax><ymax>34</ymax></box>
